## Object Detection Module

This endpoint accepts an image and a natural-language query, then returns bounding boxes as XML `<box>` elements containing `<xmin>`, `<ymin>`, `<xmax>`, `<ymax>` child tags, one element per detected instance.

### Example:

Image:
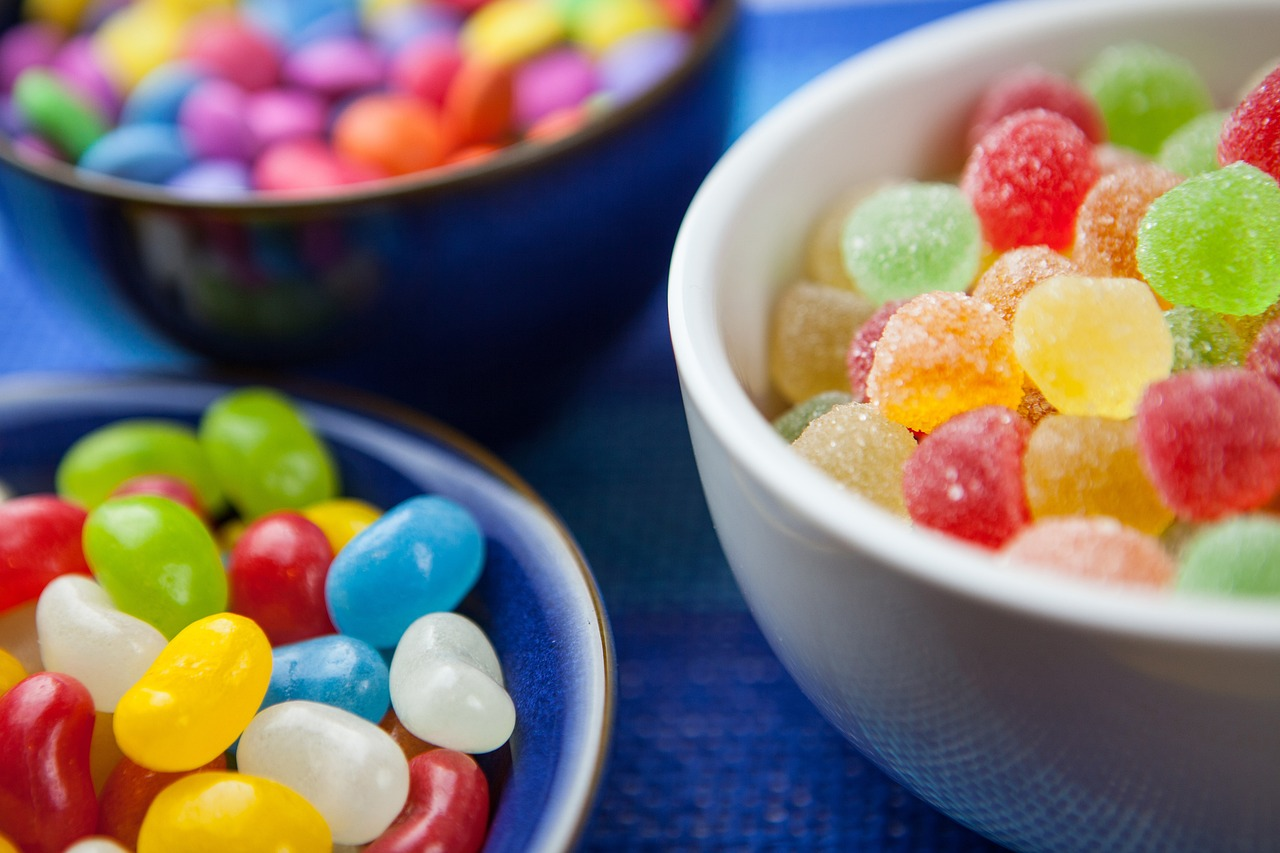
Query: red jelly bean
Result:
<box><xmin>0</xmin><ymin>672</ymin><xmax>98</xmax><ymax>853</ymax></box>
<box><xmin>967</xmin><ymin>63</ymin><xmax>1106</xmax><ymax>150</ymax></box>
<box><xmin>110</xmin><ymin>474</ymin><xmax>206</xmax><ymax>521</ymax></box>
<box><xmin>845</xmin><ymin>299</ymin><xmax>905</xmax><ymax>403</ymax></box>
<box><xmin>97</xmin><ymin>754</ymin><xmax>228</xmax><ymax>850</ymax></box>
<box><xmin>364</xmin><ymin>750</ymin><xmax>490</xmax><ymax>853</ymax></box>
<box><xmin>0</xmin><ymin>494</ymin><xmax>90</xmax><ymax>612</ymax></box>
<box><xmin>1219</xmin><ymin>64</ymin><xmax>1280</xmax><ymax>182</ymax></box>
<box><xmin>228</xmin><ymin>511</ymin><xmax>336</xmax><ymax>645</ymax></box>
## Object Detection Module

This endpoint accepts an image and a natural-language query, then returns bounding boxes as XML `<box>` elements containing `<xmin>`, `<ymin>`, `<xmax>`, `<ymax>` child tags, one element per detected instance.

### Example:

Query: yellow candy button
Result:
<box><xmin>462</xmin><ymin>0</ymin><xmax>566</xmax><ymax>67</ymax></box>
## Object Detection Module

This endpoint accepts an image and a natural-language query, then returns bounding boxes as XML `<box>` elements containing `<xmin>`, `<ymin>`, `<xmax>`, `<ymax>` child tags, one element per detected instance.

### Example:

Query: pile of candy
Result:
<box><xmin>0</xmin><ymin>0</ymin><xmax>705</xmax><ymax>194</ymax></box>
<box><xmin>770</xmin><ymin>42</ymin><xmax>1280</xmax><ymax>596</ymax></box>
<box><xmin>0</xmin><ymin>387</ymin><xmax>509</xmax><ymax>852</ymax></box>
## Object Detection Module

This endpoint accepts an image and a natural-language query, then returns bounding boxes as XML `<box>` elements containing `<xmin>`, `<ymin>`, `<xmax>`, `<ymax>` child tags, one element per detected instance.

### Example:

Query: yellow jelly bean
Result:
<box><xmin>93</xmin><ymin>2</ymin><xmax>189</xmax><ymax>92</ymax></box>
<box><xmin>461</xmin><ymin>0</ymin><xmax>566</xmax><ymax>67</ymax></box>
<box><xmin>572</xmin><ymin>0</ymin><xmax>669</xmax><ymax>53</ymax></box>
<box><xmin>114</xmin><ymin>613</ymin><xmax>271</xmax><ymax>772</ymax></box>
<box><xmin>136</xmin><ymin>772</ymin><xmax>331</xmax><ymax>853</ymax></box>
<box><xmin>0</xmin><ymin>831</ymin><xmax>18</xmax><ymax>853</ymax></box>
<box><xmin>301</xmin><ymin>498</ymin><xmax>382</xmax><ymax>553</ymax></box>
<box><xmin>0</xmin><ymin>648</ymin><xmax>26</xmax><ymax>698</ymax></box>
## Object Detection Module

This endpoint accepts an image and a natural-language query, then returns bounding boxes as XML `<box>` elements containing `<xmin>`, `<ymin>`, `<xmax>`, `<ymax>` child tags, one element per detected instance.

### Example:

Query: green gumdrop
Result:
<box><xmin>198</xmin><ymin>388</ymin><xmax>339</xmax><ymax>519</ymax></box>
<box><xmin>1164</xmin><ymin>305</ymin><xmax>1246</xmax><ymax>372</ymax></box>
<box><xmin>1079</xmin><ymin>41</ymin><xmax>1213</xmax><ymax>155</ymax></box>
<box><xmin>1157</xmin><ymin>111</ymin><xmax>1227</xmax><ymax>177</ymax></box>
<box><xmin>1137</xmin><ymin>162</ymin><xmax>1280</xmax><ymax>316</ymax></box>
<box><xmin>773</xmin><ymin>391</ymin><xmax>853</xmax><ymax>443</ymax></box>
<box><xmin>11</xmin><ymin>68</ymin><xmax>108</xmax><ymax>160</ymax></box>
<box><xmin>840</xmin><ymin>182</ymin><xmax>981</xmax><ymax>305</ymax></box>
<box><xmin>1178</xmin><ymin>514</ymin><xmax>1280</xmax><ymax>598</ymax></box>
<box><xmin>56</xmin><ymin>419</ymin><xmax>227</xmax><ymax>516</ymax></box>
<box><xmin>84</xmin><ymin>496</ymin><xmax>228</xmax><ymax>638</ymax></box>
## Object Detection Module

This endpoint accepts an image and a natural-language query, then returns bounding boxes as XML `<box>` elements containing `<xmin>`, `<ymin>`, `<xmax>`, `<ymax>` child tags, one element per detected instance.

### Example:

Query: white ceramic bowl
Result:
<box><xmin>669</xmin><ymin>2</ymin><xmax>1280</xmax><ymax>851</ymax></box>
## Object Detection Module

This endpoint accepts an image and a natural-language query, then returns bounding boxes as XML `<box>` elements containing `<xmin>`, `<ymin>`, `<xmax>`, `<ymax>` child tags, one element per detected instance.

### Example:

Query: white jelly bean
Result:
<box><xmin>35</xmin><ymin>574</ymin><xmax>167</xmax><ymax>712</ymax></box>
<box><xmin>236</xmin><ymin>700</ymin><xmax>410</xmax><ymax>846</ymax></box>
<box><xmin>388</xmin><ymin>612</ymin><xmax>515</xmax><ymax>754</ymax></box>
<box><xmin>64</xmin><ymin>837</ymin><xmax>131</xmax><ymax>853</ymax></box>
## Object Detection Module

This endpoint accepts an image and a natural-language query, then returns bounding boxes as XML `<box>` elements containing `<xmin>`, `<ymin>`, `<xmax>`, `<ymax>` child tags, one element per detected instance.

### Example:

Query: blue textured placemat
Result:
<box><xmin>0</xmin><ymin>1</ymin><xmax>1013</xmax><ymax>849</ymax></box>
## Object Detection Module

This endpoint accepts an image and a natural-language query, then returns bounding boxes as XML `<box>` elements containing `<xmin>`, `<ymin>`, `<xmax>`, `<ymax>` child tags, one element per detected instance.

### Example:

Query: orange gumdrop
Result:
<box><xmin>443</xmin><ymin>59</ymin><xmax>515</xmax><ymax>149</ymax></box>
<box><xmin>1073</xmin><ymin>163</ymin><xmax>1183</xmax><ymax>281</ymax></box>
<box><xmin>97</xmin><ymin>754</ymin><xmax>228</xmax><ymax>850</ymax></box>
<box><xmin>970</xmin><ymin>245</ymin><xmax>1081</xmax><ymax>325</ymax></box>
<box><xmin>333</xmin><ymin>94</ymin><xmax>447</xmax><ymax>177</ymax></box>
<box><xmin>380</xmin><ymin>708</ymin><xmax>440</xmax><ymax>761</ymax></box>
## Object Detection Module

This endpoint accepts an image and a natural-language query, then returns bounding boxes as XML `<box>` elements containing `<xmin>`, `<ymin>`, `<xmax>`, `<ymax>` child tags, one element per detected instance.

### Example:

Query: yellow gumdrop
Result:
<box><xmin>791</xmin><ymin>402</ymin><xmax>917</xmax><ymax>516</ymax></box>
<box><xmin>1013</xmin><ymin>275</ymin><xmax>1173</xmax><ymax>419</ymax></box>
<box><xmin>114</xmin><ymin>613</ymin><xmax>271</xmax><ymax>772</ymax></box>
<box><xmin>572</xmin><ymin>0</ymin><xmax>669</xmax><ymax>53</ymax></box>
<box><xmin>462</xmin><ymin>0</ymin><xmax>566</xmax><ymax>67</ymax></box>
<box><xmin>0</xmin><ymin>648</ymin><xmax>26</xmax><ymax>698</ymax></box>
<box><xmin>137</xmin><ymin>772</ymin><xmax>331</xmax><ymax>853</ymax></box>
<box><xmin>770</xmin><ymin>280</ymin><xmax>876</xmax><ymax>405</ymax></box>
<box><xmin>93</xmin><ymin>2</ymin><xmax>189</xmax><ymax>93</ymax></box>
<box><xmin>302</xmin><ymin>498</ymin><xmax>382</xmax><ymax>553</ymax></box>
<box><xmin>22</xmin><ymin>0</ymin><xmax>93</xmax><ymax>29</ymax></box>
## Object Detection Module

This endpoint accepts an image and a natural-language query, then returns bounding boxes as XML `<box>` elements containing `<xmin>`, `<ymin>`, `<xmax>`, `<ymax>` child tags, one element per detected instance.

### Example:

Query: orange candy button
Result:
<box><xmin>443</xmin><ymin>59</ymin><xmax>515</xmax><ymax>149</ymax></box>
<box><xmin>333</xmin><ymin>94</ymin><xmax>447</xmax><ymax>177</ymax></box>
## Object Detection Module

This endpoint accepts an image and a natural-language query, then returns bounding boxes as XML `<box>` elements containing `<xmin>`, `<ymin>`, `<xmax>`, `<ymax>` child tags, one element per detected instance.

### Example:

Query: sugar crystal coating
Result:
<box><xmin>1136</xmin><ymin>162</ymin><xmax>1280</xmax><ymax>316</ymax></box>
<box><xmin>804</xmin><ymin>183</ymin><xmax>886</xmax><ymax>291</ymax></box>
<box><xmin>1219</xmin><ymin>64</ymin><xmax>1280</xmax><ymax>182</ymax></box>
<box><xmin>867</xmin><ymin>291</ymin><xmax>1023</xmax><ymax>433</ymax></box>
<box><xmin>1073</xmin><ymin>163</ymin><xmax>1183</xmax><ymax>280</ymax></box>
<box><xmin>1178</xmin><ymin>514</ymin><xmax>1280</xmax><ymax>597</ymax></box>
<box><xmin>970</xmin><ymin>245</ymin><xmax>1080</xmax><ymax>325</ymax></box>
<box><xmin>769</xmin><ymin>281</ymin><xmax>876</xmax><ymax>405</ymax></box>
<box><xmin>772</xmin><ymin>391</ymin><xmax>851</xmax><ymax>443</ymax></box>
<box><xmin>840</xmin><ymin>182</ymin><xmax>981</xmax><ymax>304</ymax></box>
<box><xmin>1157</xmin><ymin>110</ymin><xmax>1227</xmax><ymax>177</ymax></box>
<box><xmin>1166</xmin><ymin>305</ymin><xmax>1245</xmax><ymax>372</ymax></box>
<box><xmin>1000</xmin><ymin>516</ymin><xmax>1174</xmax><ymax>589</ymax></box>
<box><xmin>791</xmin><ymin>402</ymin><xmax>916</xmax><ymax>515</ymax></box>
<box><xmin>844</xmin><ymin>298</ymin><xmax>905</xmax><ymax>403</ymax></box>
<box><xmin>1245</xmin><ymin>315</ymin><xmax>1280</xmax><ymax>388</ymax></box>
<box><xmin>1013</xmin><ymin>274</ymin><xmax>1172</xmax><ymax>418</ymax></box>
<box><xmin>966</xmin><ymin>63</ymin><xmax>1105</xmax><ymax>150</ymax></box>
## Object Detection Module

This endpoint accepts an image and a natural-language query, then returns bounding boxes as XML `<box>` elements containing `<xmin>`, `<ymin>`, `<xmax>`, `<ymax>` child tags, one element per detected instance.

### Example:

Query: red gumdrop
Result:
<box><xmin>1219</xmin><ymin>64</ymin><xmax>1280</xmax><ymax>182</ymax></box>
<box><xmin>228</xmin><ymin>511</ymin><xmax>335</xmax><ymax>645</ymax></box>
<box><xmin>0</xmin><ymin>672</ymin><xmax>98</xmax><ymax>853</ymax></box>
<box><xmin>364</xmin><ymin>749</ymin><xmax>491</xmax><ymax>853</ymax></box>
<box><xmin>1135</xmin><ymin>368</ymin><xmax>1280</xmax><ymax>520</ymax></box>
<box><xmin>0</xmin><ymin>494</ymin><xmax>90</xmax><ymax>612</ymax></box>
<box><xmin>960</xmin><ymin>108</ymin><xmax>1100</xmax><ymax>251</ymax></box>
<box><xmin>845</xmin><ymin>299</ymin><xmax>906</xmax><ymax>402</ymax></box>
<box><xmin>110</xmin><ymin>474</ymin><xmax>206</xmax><ymax>521</ymax></box>
<box><xmin>902</xmin><ymin>406</ymin><xmax>1031</xmax><ymax>548</ymax></box>
<box><xmin>967</xmin><ymin>63</ymin><xmax>1106</xmax><ymax>150</ymax></box>
<box><xmin>1246</xmin><ymin>316</ymin><xmax>1280</xmax><ymax>388</ymax></box>
<box><xmin>97</xmin><ymin>754</ymin><xmax>228</xmax><ymax>850</ymax></box>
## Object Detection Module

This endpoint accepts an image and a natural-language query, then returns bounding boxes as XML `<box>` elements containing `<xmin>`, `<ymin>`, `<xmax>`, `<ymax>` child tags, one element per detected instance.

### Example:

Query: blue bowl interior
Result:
<box><xmin>0</xmin><ymin>374</ymin><xmax>614</xmax><ymax>853</ymax></box>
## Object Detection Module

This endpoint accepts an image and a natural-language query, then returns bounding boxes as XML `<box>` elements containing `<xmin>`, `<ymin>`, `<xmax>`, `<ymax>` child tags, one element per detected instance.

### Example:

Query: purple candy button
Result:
<box><xmin>0</xmin><ymin>23</ymin><xmax>61</xmax><ymax>94</ymax></box>
<box><xmin>166</xmin><ymin>159</ymin><xmax>253</xmax><ymax>198</ymax></box>
<box><xmin>179</xmin><ymin>79</ymin><xmax>258</xmax><ymax>163</ymax></box>
<box><xmin>514</xmin><ymin>47</ymin><xmax>598</xmax><ymax>130</ymax></box>
<box><xmin>283</xmin><ymin>37</ymin><xmax>384</xmax><ymax>98</ymax></box>
<box><xmin>247</xmin><ymin>87</ymin><xmax>328</xmax><ymax>148</ymax></box>
<box><xmin>599</xmin><ymin>29</ymin><xmax>691</xmax><ymax>105</ymax></box>
<box><xmin>50</xmin><ymin>36</ymin><xmax>121</xmax><ymax>122</ymax></box>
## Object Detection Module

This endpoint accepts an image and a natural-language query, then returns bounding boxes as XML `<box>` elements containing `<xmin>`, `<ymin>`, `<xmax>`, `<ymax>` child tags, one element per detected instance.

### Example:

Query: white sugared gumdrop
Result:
<box><xmin>389</xmin><ymin>611</ymin><xmax>515</xmax><ymax>754</ymax></box>
<box><xmin>35</xmin><ymin>574</ymin><xmax>167</xmax><ymax>712</ymax></box>
<box><xmin>237</xmin><ymin>700</ymin><xmax>410</xmax><ymax>846</ymax></box>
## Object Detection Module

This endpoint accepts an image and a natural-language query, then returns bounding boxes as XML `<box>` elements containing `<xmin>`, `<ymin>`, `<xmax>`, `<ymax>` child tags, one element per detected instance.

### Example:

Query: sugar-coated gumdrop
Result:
<box><xmin>840</xmin><ymin>182</ymin><xmax>982</xmax><ymax>303</ymax></box>
<box><xmin>970</xmin><ymin>245</ymin><xmax>1080</xmax><ymax>325</ymax></box>
<box><xmin>0</xmin><ymin>672</ymin><xmax>98</xmax><ymax>853</ymax></box>
<box><xmin>97</xmin><ymin>755</ymin><xmax>227</xmax><ymax>851</ymax></box>
<box><xmin>264</xmin><ymin>634</ymin><xmax>391</xmax><ymax>724</ymax></box>
<box><xmin>769</xmin><ymin>280</ymin><xmax>875</xmax><ymax>405</ymax></box>
<box><xmin>773</xmin><ymin>391</ymin><xmax>852</xmax><ymax>443</ymax></box>
<box><xmin>1178</xmin><ymin>515</ymin><xmax>1280</xmax><ymax>597</ymax></box>
<box><xmin>1017</xmin><ymin>381</ymin><xmax>1057</xmax><ymax>426</ymax></box>
<box><xmin>1157</xmin><ymin>110</ymin><xmax>1227</xmax><ymax>177</ymax></box>
<box><xmin>1135</xmin><ymin>368</ymin><xmax>1280</xmax><ymax>520</ymax></box>
<box><xmin>1000</xmin><ymin>516</ymin><xmax>1174</xmax><ymax>589</ymax></box>
<box><xmin>867</xmin><ymin>291</ymin><xmax>1024</xmax><ymax>433</ymax></box>
<box><xmin>388</xmin><ymin>612</ymin><xmax>514</xmax><ymax>754</ymax></box>
<box><xmin>1136</xmin><ymin>162</ymin><xmax>1280</xmax><ymax>316</ymax></box>
<box><xmin>135</xmin><ymin>772</ymin><xmax>331</xmax><ymax>853</ymax></box>
<box><xmin>902</xmin><ymin>406</ymin><xmax>1030</xmax><ymax>548</ymax></box>
<box><xmin>844</xmin><ymin>298</ymin><xmax>904</xmax><ymax>402</ymax></box>
<box><xmin>1219</xmin><ymin>64</ymin><xmax>1280</xmax><ymax>182</ymax></box>
<box><xmin>804</xmin><ymin>183</ymin><xmax>887</xmax><ymax>291</ymax></box>
<box><xmin>967</xmin><ymin>63</ymin><xmax>1105</xmax><ymax>149</ymax></box>
<box><xmin>228</xmin><ymin>511</ymin><xmax>335</xmax><ymax>646</ymax></box>
<box><xmin>790</xmin><ymin>402</ymin><xmax>916</xmax><ymax>515</ymax></box>
<box><xmin>1246</xmin><ymin>316</ymin><xmax>1280</xmax><ymax>388</ymax></box>
<box><xmin>1078</xmin><ymin>41</ymin><xmax>1213</xmax><ymax>155</ymax></box>
<box><xmin>1166</xmin><ymin>305</ymin><xmax>1246</xmax><ymax>372</ymax></box>
<box><xmin>1023</xmin><ymin>414</ymin><xmax>1174</xmax><ymax>536</ymax></box>
<box><xmin>0</xmin><ymin>494</ymin><xmax>90</xmax><ymax>612</ymax></box>
<box><xmin>960</xmin><ymin>109</ymin><xmax>1099</xmax><ymax>251</ymax></box>
<box><xmin>1012</xmin><ymin>275</ymin><xmax>1172</xmax><ymax>419</ymax></box>
<box><xmin>1072</xmin><ymin>163</ymin><xmax>1183</xmax><ymax>280</ymax></box>
<box><xmin>364</xmin><ymin>750</ymin><xmax>490</xmax><ymax>853</ymax></box>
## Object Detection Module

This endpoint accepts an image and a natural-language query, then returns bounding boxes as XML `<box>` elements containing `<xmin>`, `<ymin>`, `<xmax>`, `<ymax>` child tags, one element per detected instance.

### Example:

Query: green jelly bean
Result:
<box><xmin>83</xmin><ymin>496</ymin><xmax>228</xmax><ymax>639</ymax></box>
<box><xmin>56</xmin><ymin>419</ymin><xmax>227</xmax><ymax>516</ymax></box>
<box><xmin>11</xmin><ymin>68</ymin><xmax>108</xmax><ymax>160</ymax></box>
<box><xmin>198</xmin><ymin>388</ymin><xmax>339</xmax><ymax>520</ymax></box>
<box><xmin>1178</xmin><ymin>515</ymin><xmax>1280</xmax><ymax>598</ymax></box>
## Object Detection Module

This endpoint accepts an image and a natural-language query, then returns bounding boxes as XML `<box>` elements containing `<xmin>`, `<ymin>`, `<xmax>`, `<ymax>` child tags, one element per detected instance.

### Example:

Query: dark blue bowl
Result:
<box><xmin>0</xmin><ymin>1</ymin><xmax>737</xmax><ymax>428</ymax></box>
<box><xmin>0</xmin><ymin>373</ymin><xmax>614</xmax><ymax>853</ymax></box>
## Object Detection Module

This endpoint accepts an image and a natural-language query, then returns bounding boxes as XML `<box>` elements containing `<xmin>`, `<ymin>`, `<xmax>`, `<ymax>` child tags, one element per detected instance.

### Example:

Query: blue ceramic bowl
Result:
<box><xmin>0</xmin><ymin>1</ymin><xmax>737</xmax><ymax>426</ymax></box>
<box><xmin>0</xmin><ymin>373</ymin><xmax>614</xmax><ymax>852</ymax></box>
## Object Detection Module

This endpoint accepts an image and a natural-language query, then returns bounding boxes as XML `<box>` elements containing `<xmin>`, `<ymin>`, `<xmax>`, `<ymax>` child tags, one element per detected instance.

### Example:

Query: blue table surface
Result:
<box><xmin>0</xmin><ymin>1</ymin><xmax>1016</xmax><ymax>849</ymax></box>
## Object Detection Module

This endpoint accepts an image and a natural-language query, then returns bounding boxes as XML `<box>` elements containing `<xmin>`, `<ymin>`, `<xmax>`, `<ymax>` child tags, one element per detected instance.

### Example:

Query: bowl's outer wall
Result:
<box><xmin>673</xmin><ymin>1</ymin><xmax>1280</xmax><ymax>851</ymax></box>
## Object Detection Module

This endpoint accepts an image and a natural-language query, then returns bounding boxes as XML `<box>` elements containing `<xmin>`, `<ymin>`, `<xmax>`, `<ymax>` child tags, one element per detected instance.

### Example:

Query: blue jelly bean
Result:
<box><xmin>119</xmin><ymin>63</ymin><xmax>207</xmax><ymax>126</ymax></box>
<box><xmin>325</xmin><ymin>495</ymin><xmax>485</xmax><ymax>649</ymax></box>
<box><xmin>263</xmin><ymin>635</ymin><xmax>390</xmax><ymax>724</ymax></box>
<box><xmin>78</xmin><ymin>124</ymin><xmax>192</xmax><ymax>184</ymax></box>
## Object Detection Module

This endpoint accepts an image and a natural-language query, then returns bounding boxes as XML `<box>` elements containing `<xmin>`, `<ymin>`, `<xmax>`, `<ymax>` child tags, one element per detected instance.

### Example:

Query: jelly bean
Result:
<box><xmin>1001</xmin><ymin>517</ymin><xmax>1175</xmax><ymax>589</ymax></box>
<box><xmin>89</xmin><ymin>710</ymin><xmax>124</xmax><ymax>793</ymax></box>
<box><xmin>11</xmin><ymin>68</ymin><xmax>108</xmax><ymax>160</ymax></box>
<box><xmin>114</xmin><ymin>613</ymin><xmax>271</xmax><ymax>772</ymax></box>
<box><xmin>83</xmin><ymin>495</ymin><xmax>227</xmax><ymax>639</ymax></box>
<box><xmin>380</xmin><ymin>708</ymin><xmax>440</xmax><ymax>760</ymax></box>
<box><xmin>199</xmin><ymin>387</ymin><xmax>339</xmax><ymax>519</ymax></box>
<box><xmin>598</xmin><ymin>28</ymin><xmax>689</xmax><ymax>104</ymax></box>
<box><xmin>0</xmin><ymin>673</ymin><xmax>98</xmax><ymax>853</ymax></box>
<box><xmin>119</xmin><ymin>62</ymin><xmax>207</xmax><ymax>125</ymax></box>
<box><xmin>264</xmin><ymin>634</ymin><xmax>390</xmax><ymax>722</ymax></box>
<box><xmin>228</xmin><ymin>511</ymin><xmax>335</xmax><ymax>645</ymax></box>
<box><xmin>966</xmin><ymin>63</ymin><xmax>1105</xmax><ymax>149</ymax></box>
<box><xmin>181</xmin><ymin>13</ymin><xmax>281</xmax><ymax>92</ymax></box>
<box><xmin>462</xmin><ymin>0</ymin><xmax>565</xmax><ymax>68</ymax></box>
<box><xmin>0</xmin><ymin>834</ymin><xmax>15</xmax><ymax>853</ymax></box>
<box><xmin>0</xmin><ymin>23</ymin><xmax>63</xmax><ymax>93</ymax></box>
<box><xmin>0</xmin><ymin>649</ymin><xmax>25</xmax><ymax>697</ymax></box>
<box><xmin>245</xmin><ymin>87</ymin><xmax>327</xmax><ymax>148</ymax></box>
<box><xmin>301</xmin><ymin>497</ymin><xmax>382</xmax><ymax>552</ymax></box>
<box><xmin>135</xmin><ymin>771</ymin><xmax>331</xmax><ymax>853</ymax></box>
<box><xmin>772</xmin><ymin>391</ymin><xmax>852</xmax><ymax>444</ymax></box>
<box><xmin>35</xmin><ymin>575</ymin><xmax>168</xmax><ymax>712</ymax></box>
<box><xmin>769</xmin><ymin>280</ymin><xmax>875</xmax><ymax>405</ymax></box>
<box><xmin>110</xmin><ymin>472</ymin><xmax>207</xmax><ymax>518</ymax></box>
<box><xmin>327</xmin><ymin>495</ymin><xmax>485</xmax><ymax>648</ymax></box>
<box><xmin>389</xmin><ymin>612</ymin><xmax>514</xmax><ymax>753</ymax></box>
<box><xmin>0</xmin><ymin>602</ymin><xmax>41</xmax><ymax>675</ymax></box>
<box><xmin>0</xmin><ymin>494</ymin><xmax>90</xmax><ymax>612</ymax></box>
<box><xmin>364</xmin><ymin>750</ymin><xmax>489</xmax><ymax>853</ymax></box>
<box><xmin>390</xmin><ymin>34</ymin><xmax>463</xmax><ymax>107</ymax></box>
<box><xmin>791</xmin><ymin>402</ymin><xmax>916</xmax><ymax>515</ymax></box>
<box><xmin>1158</xmin><ymin>110</ymin><xmax>1227</xmax><ymax>177</ymax></box>
<box><xmin>238</xmin><ymin>700</ymin><xmax>410</xmax><ymax>844</ymax></box>
<box><xmin>78</xmin><ymin>123</ymin><xmax>194</xmax><ymax>183</ymax></box>
<box><xmin>513</xmin><ymin>47</ymin><xmax>597</xmax><ymax>130</ymax></box>
<box><xmin>97</xmin><ymin>754</ymin><xmax>227</xmax><ymax>850</ymax></box>
<box><xmin>179</xmin><ymin>78</ymin><xmax>258</xmax><ymax>163</ymax></box>
<box><xmin>57</xmin><ymin>418</ymin><xmax>225</xmax><ymax>515</ymax></box>
<box><xmin>333</xmin><ymin>93</ymin><xmax>447</xmax><ymax>176</ymax></box>
<box><xmin>65</xmin><ymin>837</ymin><xmax>131</xmax><ymax>853</ymax></box>
<box><xmin>283</xmin><ymin>35</ymin><xmax>384</xmax><ymax>97</ymax></box>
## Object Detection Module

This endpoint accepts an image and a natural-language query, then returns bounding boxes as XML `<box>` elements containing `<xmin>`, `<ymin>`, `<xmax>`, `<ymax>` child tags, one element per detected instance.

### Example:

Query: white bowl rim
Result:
<box><xmin>670</xmin><ymin>0</ymin><xmax>1280</xmax><ymax>649</ymax></box>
